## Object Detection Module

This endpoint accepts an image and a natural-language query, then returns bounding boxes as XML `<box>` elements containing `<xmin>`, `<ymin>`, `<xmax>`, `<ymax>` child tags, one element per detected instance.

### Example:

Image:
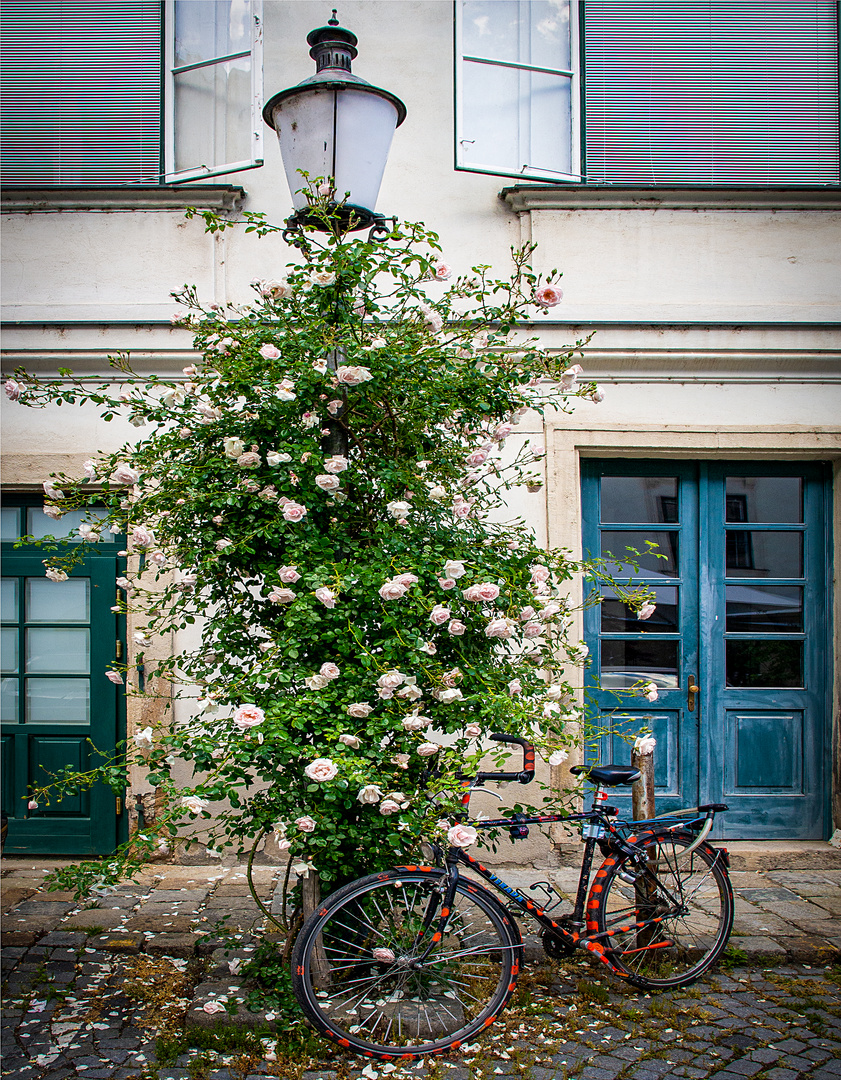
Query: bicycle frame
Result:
<box><xmin>397</xmin><ymin>801</ymin><xmax>728</xmax><ymax>982</ymax></box>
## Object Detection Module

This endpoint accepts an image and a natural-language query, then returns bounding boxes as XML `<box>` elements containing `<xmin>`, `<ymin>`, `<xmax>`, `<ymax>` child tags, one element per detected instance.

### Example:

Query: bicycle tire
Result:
<box><xmin>589</xmin><ymin>830</ymin><xmax>734</xmax><ymax>989</ymax></box>
<box><xmin>291</xmin><ymin>868</ymin><xmax>522</xmax><ymax>1059</ymax></box>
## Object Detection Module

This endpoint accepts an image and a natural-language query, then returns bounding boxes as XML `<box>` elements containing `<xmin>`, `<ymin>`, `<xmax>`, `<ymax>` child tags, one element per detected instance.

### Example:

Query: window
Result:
<box><xmin>0</xmin><ymin>0</ymin><xmax>263</xmax><ymax>186</ymax></box>
<box><xmin>456</xmin><ymin>0</ymin><xmax>840</xmax><ymax>186</ymax></box>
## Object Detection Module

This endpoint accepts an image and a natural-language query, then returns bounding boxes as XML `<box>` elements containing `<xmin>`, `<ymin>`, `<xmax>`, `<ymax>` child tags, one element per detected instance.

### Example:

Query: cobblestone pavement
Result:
<box><xmin>2</xmin><ymin>857</ymin><xmax>840</xmax><ymax>1080</ymax></box>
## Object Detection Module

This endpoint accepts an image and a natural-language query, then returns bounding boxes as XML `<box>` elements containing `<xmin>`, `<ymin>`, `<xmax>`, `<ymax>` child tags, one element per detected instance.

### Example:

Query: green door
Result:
<box><xmin>1</xmin><ymin>501</ymin><xmax>126</xmax><ymax>855</ymax></box>
<box><xmin>582</xmin><ymin>461</ymin><xmax>831</xmax><ymax>840</ymax></box>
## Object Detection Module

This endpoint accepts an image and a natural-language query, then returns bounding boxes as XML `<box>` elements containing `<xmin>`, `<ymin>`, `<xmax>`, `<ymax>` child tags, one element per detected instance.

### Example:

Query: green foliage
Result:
<box><xmin>11</xmin><ymin>186</ymin><xmax>645</xmax><ymax>897</ymax></box>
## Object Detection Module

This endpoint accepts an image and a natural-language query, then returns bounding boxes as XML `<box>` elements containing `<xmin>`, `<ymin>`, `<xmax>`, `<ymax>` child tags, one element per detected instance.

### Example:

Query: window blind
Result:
<box><xmin>582</xmin><ymin>1</ymin><xmax>840</xmax><ymax>185</ymax></box>
<box><xmin>1</xmin><ymin>1</ymin><xmax>162</xmax><ymax>185</ymax></box>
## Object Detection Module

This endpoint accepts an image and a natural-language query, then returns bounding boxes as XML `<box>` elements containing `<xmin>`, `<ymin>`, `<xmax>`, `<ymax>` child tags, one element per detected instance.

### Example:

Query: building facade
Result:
<box><xmin>2</xmin><ymin>0</ymin><xmax>840</xmax><ymax>858</ymax></box>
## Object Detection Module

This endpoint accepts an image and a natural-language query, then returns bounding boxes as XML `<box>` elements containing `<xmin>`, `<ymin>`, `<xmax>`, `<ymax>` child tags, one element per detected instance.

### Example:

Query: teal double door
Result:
<box><xmin>582</xmin><ymin>461</ymin><xmax>831</xmax><ymax>839</ymax></box>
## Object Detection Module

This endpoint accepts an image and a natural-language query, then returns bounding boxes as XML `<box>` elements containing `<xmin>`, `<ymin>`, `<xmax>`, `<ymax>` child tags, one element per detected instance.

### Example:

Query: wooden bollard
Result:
<box><xmin>631</xmin><ymin>735</ymin><xmax>656</xmax><ymax>823</ymax></box>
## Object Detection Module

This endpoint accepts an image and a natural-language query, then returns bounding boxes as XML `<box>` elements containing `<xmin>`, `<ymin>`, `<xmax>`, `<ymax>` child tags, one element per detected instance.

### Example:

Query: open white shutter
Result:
<box><xmin>165</xmin><ymin>0</ymin><xmax>263</xmax><ymax>184</ymax></box>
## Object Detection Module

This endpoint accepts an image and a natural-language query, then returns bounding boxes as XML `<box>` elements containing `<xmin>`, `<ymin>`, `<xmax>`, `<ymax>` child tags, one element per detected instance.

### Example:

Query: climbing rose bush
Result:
<box><xmin>8</xmin><ymin>196</ymin><xmax>631</xmax><ymax>899</ymax></box>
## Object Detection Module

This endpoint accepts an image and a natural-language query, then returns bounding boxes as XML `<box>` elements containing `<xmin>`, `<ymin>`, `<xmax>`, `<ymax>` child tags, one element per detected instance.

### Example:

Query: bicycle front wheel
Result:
<box><xmin>590</xmin><ymin>832</ymin><xmax>734</xmax><ymax>989</ymax></box>
<box><xmin>291</xmin><ymin>869</ymin><xmax>522</xmax><ymax>1059</ymax></box>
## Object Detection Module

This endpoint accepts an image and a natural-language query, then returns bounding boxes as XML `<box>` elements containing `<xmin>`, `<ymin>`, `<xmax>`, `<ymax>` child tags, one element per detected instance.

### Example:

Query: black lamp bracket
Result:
<box><xmin>282</xmin><ymin>206</ymin><xmax>398</xmax><ymax>245</ymax></box>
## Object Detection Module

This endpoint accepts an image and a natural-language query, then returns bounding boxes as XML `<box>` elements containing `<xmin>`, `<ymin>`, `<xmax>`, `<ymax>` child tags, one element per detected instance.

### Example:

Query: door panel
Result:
<box><xmin>1</xmin><ymin>539</ymin><xmax>125</xmax><ymax>855</ymax></box>
<box><xmin>582</xmin><ymin>460</ymin><xmax>830</xmax><ymax>839</ymax></box>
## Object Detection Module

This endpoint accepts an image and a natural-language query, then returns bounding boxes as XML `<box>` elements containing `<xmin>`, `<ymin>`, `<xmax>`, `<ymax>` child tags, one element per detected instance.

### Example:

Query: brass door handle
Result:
<box><xmin>687</xmin><ymin>676</ymin><xmax>700</xmax><ymax>712</ymax></box>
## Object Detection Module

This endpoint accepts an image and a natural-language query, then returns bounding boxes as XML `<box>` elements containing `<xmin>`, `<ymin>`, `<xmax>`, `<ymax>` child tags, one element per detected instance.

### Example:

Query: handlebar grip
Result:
<box><xmin>487</xmin><ymin>734</ymin><xmax>535</xmax><ymax>784</ymax></box>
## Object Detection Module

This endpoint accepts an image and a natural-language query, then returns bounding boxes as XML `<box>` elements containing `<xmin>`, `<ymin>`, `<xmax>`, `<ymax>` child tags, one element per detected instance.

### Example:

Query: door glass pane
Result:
<box><xmin>601</xmin><ymin>586</ymin><xmax>678</xmax><ymax>632</ymax></box>
<box><xmin>600</xmin><ymin>639</ymin><xmax>679</xmax><ymax>689</ymax></box>
<box><xmin>26</xmin><ymin>578</ymin><xmax>90</xmax><ymax>623</ymax></box>
<box><xmin>1</xmin><ymin>578</ymin><xmax>18</xmax><ymax>621</ymax></box>
<box><xmin>725</xmin><ymin>585</ymin><xmax>803</xmax><ymax>633</ymax></box>
<box><xmin>1</xmin><ymin>507</ymin><xmax>20</xmax><ymax>540</ymax></box>
<box><xmin>1</xmin><ymin>628</ymin><xmax>19</xmax><ymax>673</ymax></box>
<box><xmin>26</xmin><ymin>508</ymin><xmax>112</xmax><ymax>542</ymax></box>
<box><xmin>25</xmin><ymin>629</ymin><xmax>90</xmax><ymax>674</ymax></box>
<box><xmin>726</xmin><ymin>640</ymin><xmax>803</xmax><ymax>688</ymax></box>
<box><xmin>25</xmin><ymin>678</ymin><xmax>90</xmax><ymax>724</ymax></box>
<box><xmin>725</xmin><ymin>532</ymin><xmax>803</xmax><ymax>578</ymax></box>
<box><xmin>1</xmin><ymin>677</ymin><xmax>18</xmax><ymax>722</ymax></box>
<box><xmin>600</xmin><ymin>531</ymin><xmax>679</xmax><ymax>577</ymax></box>
<box><xmin>601</xmin><ymin>477</ymin><xmax>679</xmax><ymax>523</ymax></box>
<box><xmin>725</xmin><ymin>477</ymin><xmax>802</xmax><ymax>523</ymax></box>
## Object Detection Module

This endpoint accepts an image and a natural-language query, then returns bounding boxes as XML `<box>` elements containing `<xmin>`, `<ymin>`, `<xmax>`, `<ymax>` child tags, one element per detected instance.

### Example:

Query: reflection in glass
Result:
<box><xmin>600</xmin><ymin>531</ymin><xmax>678</xmax><ymax>577</ymax></box>
<box><xmin>175</xmin><ymin>0</ymin><xmax>248</xmax><ymax>66</ymax></box>
<box><xmin>726</xmin><ymin>477</ymin><xmax>802</xmax><ymax>523</ymax></box>
<box><xmin>601</xmin><ymin>477</ymin><xmax>679</xmax><ymax>524</ymax></box>
<box><xmin>1</xmin><ymin>578</ymin><xmax>18</xmax><ymax>621</ymax></box>
<box><xmin>174</xmin><ymin>59</ymin><xmax>252</xmax><ymax>174</ymax></box>
<box><xmin>26</xmin><ymin>508</ymin><xmax>112</xmax><ymax>543</ymax></box>
<box><xmin>1</xmin><ymin>676</ymin><xmax>18</xmax><ymax>722</ymax></box>
<box><xmin>1</xmin><ymin>507</ymin><xmax>19</xmax><ymax>540</ymax></box>
<box><xmin>26</xmin><ymin>578</ymin><xmax>90</xmax><ymax>624</ymax></box>
<box><xmin>25</xmin><ymin>678</ymin><xmax>90</xmax><ymax>724</ymax></box>
<box><xmin>25</xmin><ymin>629</ymin><xmax>90</xmax><ymax>674</ymax></box>
<box><xmin>726</xmin><ymin>585</ymin><xmax>803</xmax><ymax>632</ymax></box>
<box><xmin>601</xmin><ymin>586</ymin><xmax>678</xmax><ymax>633</ymax></box>
<box><xmin>600</xmin><ymin>639</ymin><xmax>679</xmax><ymax>689</ymax></box>
<box><xmin>725</xmin><ymin>531</ymin><xmax>802</xmax><ymax>578</ymax></box>
<box><xmin>1</xmin><ymin>627</ymin><xmax>19</xmax><ymax>673</ymax></box>
<box><xmin>462</xmin><ymin>0</ymin><xmax>572</xmax><ymax>70</ymax></box>
<box><xmin>726</xmin><ymin>640</ymin><xmax>802</xmax><ymax>688</ymax></box>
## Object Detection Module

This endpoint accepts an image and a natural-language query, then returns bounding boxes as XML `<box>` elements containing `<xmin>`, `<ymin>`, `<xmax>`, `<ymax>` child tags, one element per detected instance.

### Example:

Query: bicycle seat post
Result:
<box><xmin>582</xmin><ymin>782</ymin><xmax>608</xmax><ymax>841</ymax></box>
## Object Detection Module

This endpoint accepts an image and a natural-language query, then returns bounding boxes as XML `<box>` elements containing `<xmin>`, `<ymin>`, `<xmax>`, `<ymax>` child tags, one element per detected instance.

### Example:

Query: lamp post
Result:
<box><xmin>263</xmin><ymin>10</ymin><xmax>407</xmax><ymax>237</ymax></box>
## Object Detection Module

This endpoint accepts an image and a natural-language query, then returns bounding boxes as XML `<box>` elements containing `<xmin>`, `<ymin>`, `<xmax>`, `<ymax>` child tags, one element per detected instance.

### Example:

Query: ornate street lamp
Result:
<box><xmin>263</xmin><ymin>10</ymin><xmax>407</xmax><ymax>236</ymax></box>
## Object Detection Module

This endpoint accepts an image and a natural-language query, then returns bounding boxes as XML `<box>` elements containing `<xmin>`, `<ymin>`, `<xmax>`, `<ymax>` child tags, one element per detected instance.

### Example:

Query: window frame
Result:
<box><xmin>454</xmin><ymin>0</ymin><xmax>582</xmax><ymax>184</ymax></box>
<box><xmin>164</xmin><ymin>0</ymin><xmax>264</xmax><ymax>185</ymax></box>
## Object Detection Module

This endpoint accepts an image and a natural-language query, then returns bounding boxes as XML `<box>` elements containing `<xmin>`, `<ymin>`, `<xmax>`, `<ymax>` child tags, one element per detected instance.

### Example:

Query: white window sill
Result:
<box><xmin>500</xmin><ymin>185</ymin><xmax>841</xmax><ymax>212</ymax></box>
<box><xmin>0</xmin><ymin>185</ymin><xmax>246</xmax><ymax>213</ymax></box>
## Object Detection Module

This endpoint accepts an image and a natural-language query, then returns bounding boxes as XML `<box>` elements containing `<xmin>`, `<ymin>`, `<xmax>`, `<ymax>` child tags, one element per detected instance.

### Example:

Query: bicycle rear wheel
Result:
<box><xmin>291</xmin><ymin>869</ymin><xmax>522</xmax><ymax>1059</ymax></box>
<box><xmin>590</xmin><ymin>831</ymin><xmax>734</xmax><ymax>989</ymax></box>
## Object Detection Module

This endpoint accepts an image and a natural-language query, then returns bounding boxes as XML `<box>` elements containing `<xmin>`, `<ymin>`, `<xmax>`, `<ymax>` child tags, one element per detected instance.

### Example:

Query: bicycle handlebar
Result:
<box><xmin>473</xmin><ymin>733</ymin><xmax>535</xmax><ymax>785</ymax></box>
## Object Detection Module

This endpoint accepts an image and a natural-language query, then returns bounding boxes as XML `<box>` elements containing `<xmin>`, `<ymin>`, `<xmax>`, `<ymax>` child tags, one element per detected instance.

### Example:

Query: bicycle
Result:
<box><xmin>291</xmin><ymin>733</ymin><xmax>734</xmax><ymax>1060</ymax></box>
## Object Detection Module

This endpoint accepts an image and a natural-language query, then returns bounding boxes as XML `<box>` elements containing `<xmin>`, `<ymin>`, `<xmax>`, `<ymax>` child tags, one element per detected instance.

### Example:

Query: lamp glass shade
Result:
<box><xmin>269</xmin><ymin>86</ymin><xmax>399</xmax><ymax>214</ymax></box>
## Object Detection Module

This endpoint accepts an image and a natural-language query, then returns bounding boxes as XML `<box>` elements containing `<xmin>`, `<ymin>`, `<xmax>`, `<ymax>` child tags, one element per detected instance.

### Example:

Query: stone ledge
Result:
<box><xmin>501</xmin><ymin>184</ymin><xmax>841</xmax><ymax>212</ymax></box>
<box><xmin>1</xmin><ymin>185</ymin><xmax>246</xmax><ymax>213</ymax></box>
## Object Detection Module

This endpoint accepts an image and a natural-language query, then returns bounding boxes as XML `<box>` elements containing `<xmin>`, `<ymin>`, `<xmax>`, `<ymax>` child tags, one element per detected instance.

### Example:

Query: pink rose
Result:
<box><xmin>338</xmin><ymin>733</ymin><xmax>361</xmax><ymax>748</ymax></box>
<box><xmin>304</xmin><ymin>758</ymin><xmax>338</xmax><ymax>782</ymax></box>
<box><xmin>105</xmin><ymin>670</ymin><xmax>123</xmax><ymax>685</ymax></box>
<box><xmin>131</xmin><ymin>525</ymin><xmax>155</xmax><ymax>549</ymax></box>
<box><xmin>326</xmin><ymin>400</ymin><xmax>344</xmax><ymax>416</ymax></box>
<box><xmin>443</xmin><ymin>560</ymin><xmax>467</xmax><ymax>579</ymax></box>
<box><xmin>452</xmin><ymin>496</ymin><xmax>473</xmax><ymax>518</ymax></box>
<box><xmin>377</xmin><ymin>670</ymin><xmax>405</xmax><ymax>690</ymax></box>
<box><xmin>315</xmin><ymin>474</ymin><xmax>341</xmax><ymax>493</ymax></box>
<box><xmin>643</xmin><ymin>682</ymin><xmax>659</xmax><ymax>703</ymax></box>
<box><xmin>379</xmin><ymin>799</ymin><xmax>401</xmax><ymax>815</ymax></box>
<box><xmin>295</xmin><ymin>815</ymin><xmax>316</xmax><ymax>832</ymax></box>
<box><xmin>447</xmin><ymin>620</ymin><xmax>467</xmax><ymax>636</ymax></box>
<box><xmin>396</xmin><ymin>684</ymin><xmax>422</xmax><ymax>701</ymax></box>
<box><xmin>416</xmin><ymin>742</ymin><xmax>440</xmax><ymax>757</ymax></box>
<box><xmin>259</xmin><ymin>344</ymin><xmax>281</xmax><ymax>360</ymax></box>
<box><xmin>4</xmin><ymin>379</ymin><xmax>22</xmax><ymax>401</ymax></box>
<box><xmin>523</xmin><ymin>622</ymin><xmax>543</xmax><ymax>638</ymax></box>
<box><xmin>233</xmin><ymin>704</ymin><xmax>264</xmax><ymax>731</ymax></box>
<box><xmin>438</xmin><ymin>578</ymin><xmax>456</xmax><ymax>590</ymax></box>
<box><xmin>637</xmin><ymin>603</ymin><xmax>657</xmax><ymax>621</ymax></box>
<box><xmin>149</xmin><ymin>551</ymin><xmax>167</xmax><ymax>567</ymax></box>
<box><xmin>347</xmin><ymin>702</ymin><xmax>373</xmax><ymax>718</ymax></box>
<box><xmin>278</xmin><ymin>566</ymin><xmax>300</xmax><ymax>583</ymax></box>
<box><xmin>534</xmin><ymin>284</ymin><xmax>563</xmax><ymax>308</ymax></box>
<box><xmin>530</xmin><ymin>564</ymin><xmax>550</xmax><ymax>584</ymax></box>
<box><xmin>393</xmin><ymin>573</ymin><xmax>418</xmax><ymax>587</ymax></box>
<box><xmin>442</xmin><ymin>667</ymin><xmax>462</xmax><ymax>687</ymax></box>
<box><xmin>283</xmin><ymin>501</ymin><xmax>308</xmax><ymax>522</ymax></box>
<box><xmin>112</xmin><ymin>463</ymin><xmax>140</xmax><ymax>485</ymax></box>
<box><xmin>464</xmin><ymin>723</ymin><xmax>482</xmax><ymax>738</ymax></box>
<box><xmin>237</xmin><ymin>452</ymin><xmax>261</xmax><ymax>468</ymax></box>
<box><xmin>519</xmin><ymin>606</ymin><xmax>537</xmax><ymax>621</ymax></box>
<box><xmin>315</xmin><ymin>586</ymin><xmax>335</xmax><ymax>608</ymax></box>
<box><xmin>429</xmin><ymin>604</ymin><xmax>451</xmax><ymax>625</ymax></box>
<box><xmin>379</xmin><ymin>580</ymin><xmax>408</xmax><ymax>601</ymax></box>
<box><xmin>462</xmin><ymin>582</ymin><xmax>500</xmax><ymax>603</ymax></box>
<box><xmin>319</xmin><ymin>662</ymin><xmax>340</xmax><ymax>680</ymax></box>
<box><xmin>402</xmin><ymin>715</ymin><xmax>428</xmax><ymax>731</ymax></box>
<box><xmin>433</xmin><ymin>260</ymin><xmax>452</xmax><ymax>280</ymax></box>
<box><xmin>447</xmin><ymin>824</ymin><xmax>478</xmax><ymax>848</ymax></box>
<box><xmin>216</xmin><ymin>538</ymin><xmax>233</xmax><ymax>551</ymax></box>
<box><xmin>560</xmin><ymin>364</ymin><xmax>583</xmax><ymax>389</ymax></box>
<box><xmin>267</xmin><ymin>588</ymin><xmax>296</xmax><ymax>604</ymax></box>
<box><xmin>335</xmin><ymin>365</ymin><xmax>373</xmax><ymax>386</ymax></box>
<box><xmin>590</xmin><ymin>386</ymin><xmax>606</xmax><ymax>403</ymax></box>
<box><xmin>493</xmin><ymin>422</ymin><xmax>513</xmax><ymax>441</ymax></box>
<box><xmin>436</xmin><ymin>688</ymin><xmax>463</xmax><ymax>704</ymax></box>
<box><xmin>465</xmin><ymin>448</ymin><xmax>489</xmax><ymax>467</ymax></box>
<box><xmin>323</xmin><ymin>455</ymin><xmax>348</xmax><ymax>473</ymax></box>
<box><xmin>256</xmin><ymin>279</ymin><xmax>292</xmax><ymax>299</ymax></box>
<box><xmin>357</xmin><ymin>785</ymin><xmax>384</xmax><ymax>804</ymax></box>
<box><xmin>305</xmin><ymin>674</ymin><xmax>330</xmax><ymax>690</ymax></box>
<box><xmin>419</xmin><ymin>640</ymin><xmax>437</xmax><ymax>655</ymax></box>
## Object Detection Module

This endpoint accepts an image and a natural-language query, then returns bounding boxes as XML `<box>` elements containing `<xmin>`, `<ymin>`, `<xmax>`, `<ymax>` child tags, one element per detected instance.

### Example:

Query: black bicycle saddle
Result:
<box><xmin>570</xmin><ymin>764</ymin><xmax>641</xmax><ymax>786</ymax></box>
